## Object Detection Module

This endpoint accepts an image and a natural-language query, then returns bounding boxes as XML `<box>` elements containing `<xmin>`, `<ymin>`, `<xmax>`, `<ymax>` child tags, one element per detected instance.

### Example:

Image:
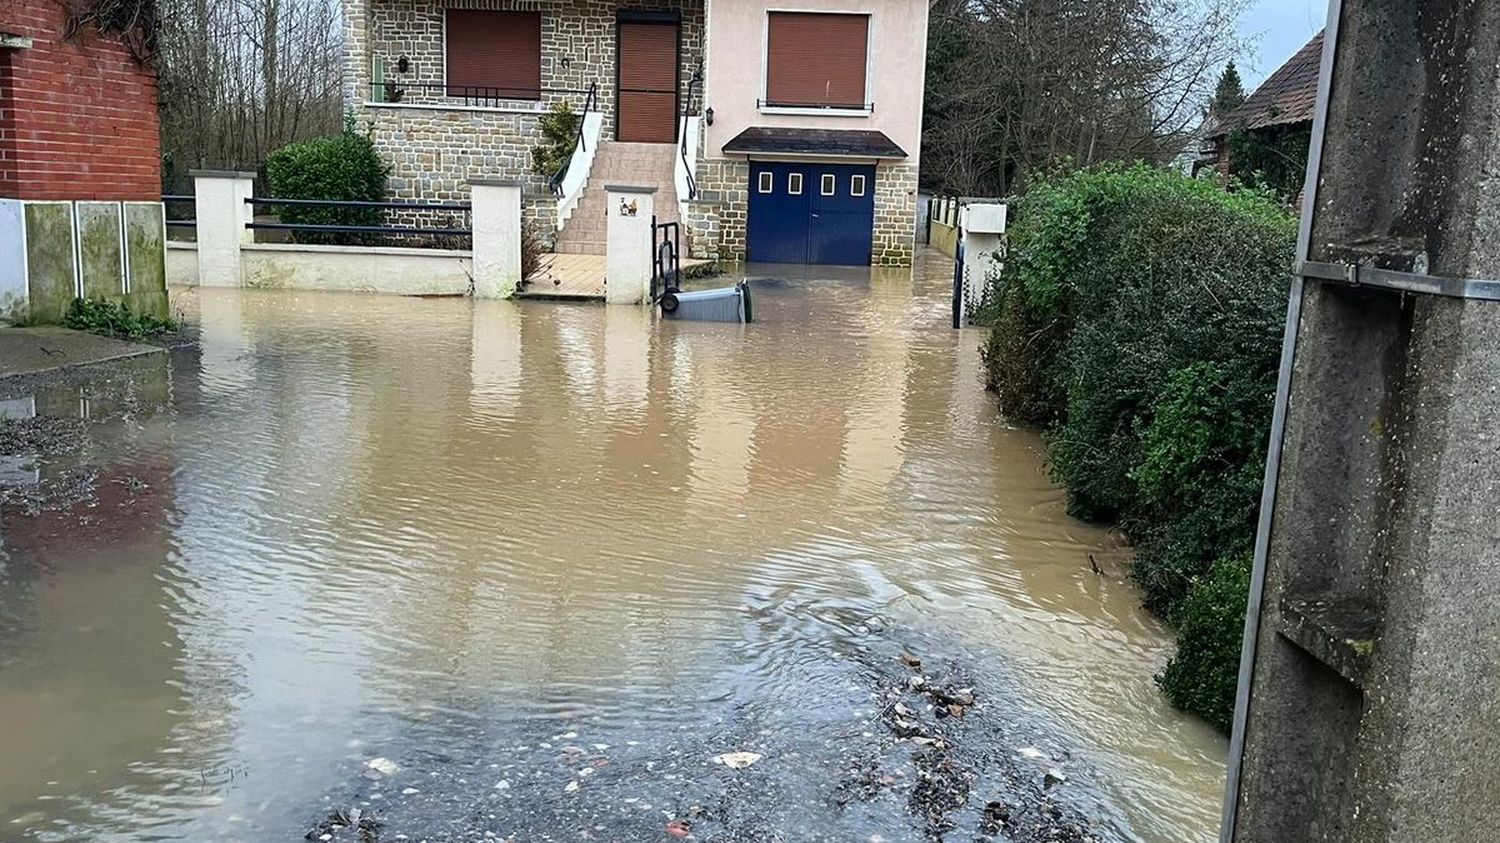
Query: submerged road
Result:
<box><xmin>0</xmin><ymin>251</ymin><xmax>1224</xmax><ymax>841</ymax></box>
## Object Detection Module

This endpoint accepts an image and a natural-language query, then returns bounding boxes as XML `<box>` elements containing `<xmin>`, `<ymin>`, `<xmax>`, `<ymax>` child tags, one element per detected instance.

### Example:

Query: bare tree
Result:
<box><xmin>156</xmin><ymin>0</ymin><xmax>343</xmax><ymax>191</ymax></box>
<box><xmin>923</xmin><ymin>0</ymin><xmax>1248</xmax><ymax>196</ymax></box>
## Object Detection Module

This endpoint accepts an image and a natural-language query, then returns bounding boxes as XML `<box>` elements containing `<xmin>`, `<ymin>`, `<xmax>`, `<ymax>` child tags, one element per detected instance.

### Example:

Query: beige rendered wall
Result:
<box><xmin>701</xmin><ymin>0</ymin><xmax>928</xmax><ymax>164</ymax></box>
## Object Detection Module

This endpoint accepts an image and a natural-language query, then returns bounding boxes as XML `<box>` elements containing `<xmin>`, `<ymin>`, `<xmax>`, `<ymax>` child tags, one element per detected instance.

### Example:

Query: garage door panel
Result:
<box><xmin>749</xmin><ymin>163</ymin><xmax>875</xmax><ymax>266</ymax></box>
<box><xmin>748</xmin><ymin>163</ymin><xmax>812</xmax><ymax>264</ymax></box>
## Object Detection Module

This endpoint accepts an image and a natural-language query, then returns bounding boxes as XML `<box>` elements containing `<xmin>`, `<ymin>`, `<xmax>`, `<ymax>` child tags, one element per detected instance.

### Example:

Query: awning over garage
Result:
<box><xmin>723</xmin><ymin>127</ymin><xmax>908</xmax><ymax>159</ymax></box>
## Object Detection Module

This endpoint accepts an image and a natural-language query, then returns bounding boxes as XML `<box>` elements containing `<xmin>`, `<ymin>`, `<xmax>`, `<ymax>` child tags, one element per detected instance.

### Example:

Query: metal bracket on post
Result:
<box><xmin>1298</xmin><ymin>259</ymin><xmax>1500</xmax><ymax>302</ymax></box>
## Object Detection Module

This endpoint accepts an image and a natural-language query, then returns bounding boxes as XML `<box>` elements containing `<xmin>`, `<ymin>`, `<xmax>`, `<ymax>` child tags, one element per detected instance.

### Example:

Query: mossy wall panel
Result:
<box><xmin>0</xmin><ymin>200</ymin><xmax>25</xmax><ymax>324</ymax></box>
<box><xmin>78</xmin><ymin>202</ymin><xmax>124</xmax><ymax>300</ymax></box>
<box><xmin>23</xmin><ymin>202</ymin><xmax>76</xmax><ymax>323</ymax></box>
<box><xmin>125</xmin><ymin>202</ymin><xmax>169</xmax><ymax>319</ymax></box>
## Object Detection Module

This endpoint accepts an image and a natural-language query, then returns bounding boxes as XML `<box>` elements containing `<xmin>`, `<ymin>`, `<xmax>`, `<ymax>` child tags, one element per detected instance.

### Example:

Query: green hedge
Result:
<box><xmin>264</xmin><ymin>120</ymin><xmax>390</xmax><ymax>243</ymax></box>
<box><xmin>1157</xmin><ymin>556</ymin><xmax>1252</xmax><ymax>732</ymax></box>
<box><xmin>981</xmin><ymin>164</ymin><xmax>1294</xmax><ymax>728</ymax></box>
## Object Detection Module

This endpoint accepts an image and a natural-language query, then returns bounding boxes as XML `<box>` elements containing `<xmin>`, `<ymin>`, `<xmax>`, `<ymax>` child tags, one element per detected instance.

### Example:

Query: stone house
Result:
<box><xmin>341</xmin><ymin>0</ymin><xmax>927</xmax><ymax>266</ymax></box>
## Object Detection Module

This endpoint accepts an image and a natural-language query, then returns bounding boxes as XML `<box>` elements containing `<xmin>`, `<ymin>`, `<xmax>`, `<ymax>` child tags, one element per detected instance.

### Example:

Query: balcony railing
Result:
<box><xmin>369</xmin><ymin>82</ymin><xmax>595</xmax><ymax>110</ymax></box>
<box><xmin>756</xmin><ymin>98</ymin><xmax>874</xmax><ymax>112</ymax></box>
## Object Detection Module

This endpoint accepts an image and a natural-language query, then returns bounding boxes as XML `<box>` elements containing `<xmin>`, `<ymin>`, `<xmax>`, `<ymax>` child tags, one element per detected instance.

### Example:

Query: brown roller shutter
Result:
<box><xmin>617</xmin><ymin>21</ymin><xmax>679</xmax><ymax>143</ymax></box>
<box><xmin>766</xmin><ymin>13</ymin><xmax>869</xmax><ymax>108</ymax></box>
<box><xmin>445</xmin><ymin>10</ymin><xmax>541</xmax><ymax>99</ymax></box>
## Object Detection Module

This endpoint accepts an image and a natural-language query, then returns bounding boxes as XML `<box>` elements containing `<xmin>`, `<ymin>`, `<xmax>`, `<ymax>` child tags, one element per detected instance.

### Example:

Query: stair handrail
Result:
<box><xmin>679</xmin><ymin>65</ymin><xmax>700</xmax><ymax>201</ymax></box>
<box><xmin>550</xmin><ymin>82</ymin><xmax>599</xmax><ymax>198</ymax></box>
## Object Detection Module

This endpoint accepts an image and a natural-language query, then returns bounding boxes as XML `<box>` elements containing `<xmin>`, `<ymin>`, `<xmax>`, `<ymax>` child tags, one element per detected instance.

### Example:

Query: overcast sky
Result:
<box><xmin>1237</xmin><ymin>0</ymin><xmax>1327</xmax><ymax>88</ymax></box>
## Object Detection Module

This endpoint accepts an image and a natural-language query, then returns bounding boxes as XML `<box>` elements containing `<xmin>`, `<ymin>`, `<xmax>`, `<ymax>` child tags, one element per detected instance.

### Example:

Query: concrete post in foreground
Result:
<box><xmin>605</xmin><ymin>185</ymin><xmax>655</xmax><ymax>305</ymax></box>
<box><xmin>470</xmin><ymin>179</ymin><xmax>522</xmax><ymax>299</ymax></box>
<box><xmin>192</xmin><ymin>170</ymin><xmax>254</xmax><ymax>287</ymax></box>
<box><xmin>1225</xmin><ymin>3</ymin><xmax>1500</xmax><ymax>841</ymax></box>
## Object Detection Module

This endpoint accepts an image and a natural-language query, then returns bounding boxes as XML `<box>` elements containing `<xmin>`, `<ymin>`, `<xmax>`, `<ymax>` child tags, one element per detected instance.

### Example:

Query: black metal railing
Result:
<box><xmin>651</xmin><ymin>216</ymin><xmax>682</xmax><ymax>302</ymax></box>
<box><xmin>679</xmin><ymin>64</ymin><xmax>701</xmax><ymax>201</ymax></box>
<box><xmin>756</xmin><ymin>98</ymin><xmax>874</xmax><ymax>112</ymax></box>
<box><xmin>244</xmin><ymin>197</ymin><xmax>472</xmax><ymax>239</ymax></box>
<box><xmin>163</xmin><ymin>194</ymin><xmax>196</xmax><ymax>227</ymax></box>
<box><xmin>550</xmin><ymin>82</ymin><xmax>599</xmax><ymax>198</ymax></box>
<box><xmin>369</xmin><ymin>82</ymin><xmax>596</xmax><ymax>110</ymax></box>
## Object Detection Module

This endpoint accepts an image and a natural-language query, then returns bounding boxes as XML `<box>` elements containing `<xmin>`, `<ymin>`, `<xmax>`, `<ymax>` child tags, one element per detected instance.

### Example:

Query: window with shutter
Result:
<box><xmin>445</xmin><ymin>10</ymin><xmax>542</xmax><ymax>100</ymax></box>
<box><xmin>764</xmin><ymin>12</ymin><xmax>869</xmax><ymax>109</ymax></box>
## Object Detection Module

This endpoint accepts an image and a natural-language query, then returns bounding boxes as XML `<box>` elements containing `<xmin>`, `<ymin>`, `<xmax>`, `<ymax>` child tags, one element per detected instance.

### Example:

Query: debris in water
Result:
<box><xmin>304</xmin><ymin>807</ymin><xmax>380</xmax><ymax>842</ymax></box>
<box><xmin>364</xmin><ymin>757</ymin><xmax>399</xmax><ymax>777</ymax></box>
<box><xmin>666</xmin><ymin>819</ymin><xmax>692</xmax><ymax>838</ymax></box>
<box><xmin>711</xmin><ymin>751</ymin><xmax>763</xmax><ymax>769</ymax></box>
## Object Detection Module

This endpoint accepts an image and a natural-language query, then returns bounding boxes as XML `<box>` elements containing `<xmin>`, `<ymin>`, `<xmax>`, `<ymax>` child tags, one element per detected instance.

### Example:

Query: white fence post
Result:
<box><xmin>605</xmin><ymin>185</ymin><xmax>655</xmax><ymax>305</ymax></box>
<box><xmin>957</xmin><ymin>202</ymin><xmax>1008</xmax><ymax>326</ymax></box>
<box><xmin>470</xmin><ymin>178</ymin><xmax>522</xmax><ymax>299</ymax></box>
<box><xmin>192</xmin><ymin>170</ymin><xmax>255</xmax><ymax>287</ymax></box>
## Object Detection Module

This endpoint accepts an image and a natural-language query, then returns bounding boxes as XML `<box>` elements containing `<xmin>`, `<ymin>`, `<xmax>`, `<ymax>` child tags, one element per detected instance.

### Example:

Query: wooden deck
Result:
<box><xmin>518</xmin><ymin>253</ymin><xmax>715</xmax><ymax>301</ymax></box>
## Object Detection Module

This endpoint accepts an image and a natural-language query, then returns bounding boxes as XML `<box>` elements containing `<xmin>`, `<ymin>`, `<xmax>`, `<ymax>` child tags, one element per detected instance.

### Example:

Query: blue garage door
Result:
<box><xmin>747</xmin><ymin>162</ymin><xmax>876</xmax><ymax>265</ymax></box>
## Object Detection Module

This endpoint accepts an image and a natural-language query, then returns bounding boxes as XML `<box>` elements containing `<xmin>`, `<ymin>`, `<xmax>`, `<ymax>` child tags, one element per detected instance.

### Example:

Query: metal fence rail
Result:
<box><xmin>243</xmin><ymin>196</ymin><xmax>472</xmax><ymax>238</ymax></box>
<box><xmin>163</xmin><ymin>195</ymin><xmax>196</xmax><ymax>227</ymax></box>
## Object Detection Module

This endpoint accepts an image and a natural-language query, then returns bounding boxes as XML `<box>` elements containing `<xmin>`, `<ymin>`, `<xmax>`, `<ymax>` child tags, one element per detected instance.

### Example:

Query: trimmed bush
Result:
<box><xmin>1157</xmin><ymin>556</ymin><xmax>1252</xmax><ymax>733</ymax></box>
<box><xmin>264</xmin><ymin>119</ymin><xmax>390</xmax><ymax>243</ymax></box>
<box><xmin>981</xmin><ymin>164</ymin><xmax>1294</xmax><ymax>728</ymax></box>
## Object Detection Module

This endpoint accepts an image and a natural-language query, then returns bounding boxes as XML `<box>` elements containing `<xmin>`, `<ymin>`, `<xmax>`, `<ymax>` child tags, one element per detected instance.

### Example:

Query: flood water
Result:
<box><xmin>0</xmin><ymin>252</ymin><xmax>1224</xmax><ymax>842</ymax></box>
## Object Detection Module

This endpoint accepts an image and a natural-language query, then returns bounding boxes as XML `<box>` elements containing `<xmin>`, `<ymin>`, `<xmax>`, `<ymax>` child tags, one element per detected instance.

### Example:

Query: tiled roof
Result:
<box><xmin>722</xmin><ymin>127</ymin><xmax>907</xmax><ymax>158</ymax></box>
<box><xmin>1227</xmin><ymin>31</ymin><xmax>1324</xmax><ymax>133</ymax></box>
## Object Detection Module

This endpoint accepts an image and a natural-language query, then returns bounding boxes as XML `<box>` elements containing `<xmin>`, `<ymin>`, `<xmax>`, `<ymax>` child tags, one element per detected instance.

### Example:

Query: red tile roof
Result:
<box><xmin>1229</xmin><ymin>31</ymin><xmax>1325</xmax><ymax>133</ymax></box>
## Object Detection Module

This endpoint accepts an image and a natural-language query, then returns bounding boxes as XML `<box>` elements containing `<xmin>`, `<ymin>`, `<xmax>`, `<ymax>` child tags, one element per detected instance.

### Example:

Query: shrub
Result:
<box><xmin>1129</xmin><ymin>362</ymin><xmax>1270</xmax><ymax>613</ymax></box>
<box><xmin>982</xmin><ymin>164</ymin><xmax>1294</xmax><ymax>728</ymax></box>
<box><xmin>264</xmin><ymin>117</ymin><xmax>390</xmax><ymax>243</ymax></box>
<box><xmin>66</xmin><ymin>298</ymin><xmax>177</xmax><ymax>340</ymax></box>
<box><xmin>1157</xmin><ymin>557</ymin><xmax>1251</xmax><ymax>733</ymax></box>
<box><xmin>531</xmin><ymin>100</ymin><xmax>581</xmax><ymax>180</ymax></box>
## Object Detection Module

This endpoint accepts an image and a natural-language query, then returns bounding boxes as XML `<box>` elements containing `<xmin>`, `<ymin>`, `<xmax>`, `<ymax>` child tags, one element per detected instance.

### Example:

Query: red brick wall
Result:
<box><xmin>0</xmin><ymin>0</ymin><xmax>160</xmax><ymax>201</ymax></box>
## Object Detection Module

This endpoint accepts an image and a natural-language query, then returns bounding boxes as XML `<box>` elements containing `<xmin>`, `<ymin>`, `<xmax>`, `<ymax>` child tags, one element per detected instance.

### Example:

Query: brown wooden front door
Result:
<box><xmin>616</xmin><ymin>20</ymin><xmax>679</xmax><ymax>143</ymax></box>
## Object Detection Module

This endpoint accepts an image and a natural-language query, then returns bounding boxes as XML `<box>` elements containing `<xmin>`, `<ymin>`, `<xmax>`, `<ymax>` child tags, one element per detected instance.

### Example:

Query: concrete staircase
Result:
<box><xmin>555</xmin><ymin>141</ymin><xmax>680</xmax><ymax>256</ymax></box>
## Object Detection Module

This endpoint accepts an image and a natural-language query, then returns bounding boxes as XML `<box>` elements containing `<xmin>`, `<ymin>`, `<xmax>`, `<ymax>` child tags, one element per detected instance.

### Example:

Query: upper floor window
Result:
<box><xmin>445</xmin><ymin>10</ymin><xmax>542</xmax><ymax>100</ymax></box>
<box><xmin>764</xmin><ymin>12</ymin><xmax>869</xmax><ymax>110</ymax></box>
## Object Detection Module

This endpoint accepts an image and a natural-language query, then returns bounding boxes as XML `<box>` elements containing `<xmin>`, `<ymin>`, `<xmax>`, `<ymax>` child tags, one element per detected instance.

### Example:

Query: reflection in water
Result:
<box><xmin>0</xmin><ymin>252</ymin><xmax>1224</xmax><ymax>841</ymax></box>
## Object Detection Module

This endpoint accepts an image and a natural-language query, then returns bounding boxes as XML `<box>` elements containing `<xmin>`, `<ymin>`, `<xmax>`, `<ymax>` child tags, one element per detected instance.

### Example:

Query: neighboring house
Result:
<box><xmin>1196</xmin><ymin>31</ymin><xmax>1323</xmax><ymax>182</ymax></box>
<box><xmin>0</xmin><ymin>0</ymin><xmax>169</xmax><ymax>324</ymax></box>
<box><xmin>342</xmin><ymin>0</ymin><xmax>927</xmax><ymax>267</ymax></box>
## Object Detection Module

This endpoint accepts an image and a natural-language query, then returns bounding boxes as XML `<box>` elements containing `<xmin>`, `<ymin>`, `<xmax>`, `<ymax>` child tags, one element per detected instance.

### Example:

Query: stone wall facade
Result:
<box><xmin>871</xmin><ymin>162</ymin><xmax>918</xmax><ymax>266</ymax></box>
<box><xmin>345</xmin><ymin>0</ymin><xmax>704</xmax><ymax>218</ymax></box>
<box><xmin>684</xmin><ymin>156</ymin><xmax>917</xmax><ymax>266</ymax></box>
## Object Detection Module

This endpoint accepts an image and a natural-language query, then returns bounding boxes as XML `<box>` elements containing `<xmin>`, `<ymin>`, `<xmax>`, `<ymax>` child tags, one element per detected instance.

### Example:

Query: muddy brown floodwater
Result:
<box><xmin>0</xmin><ymin>252</ymin><xmax>1225</xmax><ymax>842</ymax></box>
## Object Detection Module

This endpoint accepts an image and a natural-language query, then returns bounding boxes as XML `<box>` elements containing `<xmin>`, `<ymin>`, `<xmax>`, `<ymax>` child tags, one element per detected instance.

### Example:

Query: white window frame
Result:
<box><xmin>759</xmin><ymin>9</ymin><xmax>875</xmax><ymax>118</ymax></box>
<box><xmin>821</xmin><ymin>173</ymin><xmax>836</xmax><ymax>195</ymax></box>
<box><xmin>758</xmin><ymin>171</ymin><xmax>774</xmax><ymax>193</ymax></box>
<box><xmin>788</xmin><ymin>172</ymin><xmax>804</xmax><ymax>195</ymax></box>
<box><xmin>850</xmin><ymin>174</ymin><xmax>866</xmax><ymax>197</ymax></box>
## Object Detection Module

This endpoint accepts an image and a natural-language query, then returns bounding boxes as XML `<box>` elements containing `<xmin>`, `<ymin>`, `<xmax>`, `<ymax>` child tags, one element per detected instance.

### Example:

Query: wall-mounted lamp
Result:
<box><xmin>704</xmin><ymin>107</ymin><xmax>714</xmax><ymax>127</ymax></box>
<box><xmin>397</xmin><ymin>55</ymin><xmax>410</xmax><ymax>74</ymax></box>
<box><xmin>560</xmin><ymin>55</ymin><xmax>572</xmax><ymax>70</ymax></box>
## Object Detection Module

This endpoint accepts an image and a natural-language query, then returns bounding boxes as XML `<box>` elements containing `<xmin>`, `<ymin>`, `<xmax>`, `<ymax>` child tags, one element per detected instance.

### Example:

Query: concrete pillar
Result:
<box><xmin>605</xmin><ymin>185</ymin><xmax>655</xmax><ymax>305</ymax></box>
<box><xmin>470</xmin><ymin>179</ymin><xmax>522</xmax><ymax>299</ymax></box>
<box><xmin>1225</xmin><ymin>3</ymin><xmax>1500</xmax><ymax>842</ymax></box>
<box><xmin>957</xmin><ymin>202</ymin><xmax>1007</xmax><ymax>326</ymax></box>
<box><xmin>192</xmin><ymin>170</ymin><xmax>254</xmax><ymax>287</ymax></box>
